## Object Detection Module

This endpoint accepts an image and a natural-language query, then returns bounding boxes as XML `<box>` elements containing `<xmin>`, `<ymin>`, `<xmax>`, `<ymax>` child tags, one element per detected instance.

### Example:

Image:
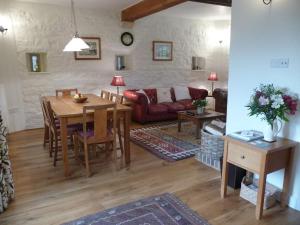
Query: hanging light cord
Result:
<box><xmin>70</xmin><ymin>0</ymin><xmax>79</xmax><ymax>37</ymax></box>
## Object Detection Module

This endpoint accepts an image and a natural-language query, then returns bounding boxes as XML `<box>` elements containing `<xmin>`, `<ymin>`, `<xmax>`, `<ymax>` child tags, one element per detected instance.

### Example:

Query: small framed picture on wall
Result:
<box><xmin>152</xmin><ymin>41</ymin><xmax>173</xmax><ymax>61</ymax></box>
<box><xmin>75</xmin><ymin>37</ymin><xmax>101</xmax><ymax>60</ymax></box>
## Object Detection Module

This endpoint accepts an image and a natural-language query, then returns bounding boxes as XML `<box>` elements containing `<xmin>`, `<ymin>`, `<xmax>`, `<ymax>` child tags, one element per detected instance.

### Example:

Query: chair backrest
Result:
<box><xmin>40</xmin><ymin>96</ymin><xmax>48</xmax><ymax>124</ymax></box>
<box><xmin>109</xmin><ymin>93</ymin><xmax>124</xmax><ymax>104</ymax></box>
<box><xmin>100</xmin><ymin>90</ymin><xmax>110</xmax><ymax>100</ymax></box>
<box><xmin>43</xmin><ymin>100</ymin><xmax>58</xmax><ymax>134</ymax></box>
<box><xmin>56</xmin><ymin>88</ymin><xmax>78</xmax><ymax>97</ymax></box>
<box><xmin>82</xmin><ymin>103</ymin><xmax>117</xmax><ymax>143</ymax></box>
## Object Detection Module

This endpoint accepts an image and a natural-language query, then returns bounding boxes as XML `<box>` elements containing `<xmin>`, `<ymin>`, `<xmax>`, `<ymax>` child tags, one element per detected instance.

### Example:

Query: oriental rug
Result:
<box><xmin>62</xmin><ymin>193</ymin><xmax>210</xmax><ymax>225</ymax></box>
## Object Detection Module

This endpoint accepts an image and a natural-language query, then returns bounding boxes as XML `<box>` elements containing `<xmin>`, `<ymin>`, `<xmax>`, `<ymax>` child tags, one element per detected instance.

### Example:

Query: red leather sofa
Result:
<box><xmin>124</xmin><ymin>87</ymin><xmax>208</xmax><ymax>123</ymax></box>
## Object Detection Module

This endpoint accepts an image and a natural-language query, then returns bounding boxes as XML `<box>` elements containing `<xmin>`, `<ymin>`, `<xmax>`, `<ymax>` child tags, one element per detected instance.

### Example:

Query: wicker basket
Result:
<box><xmin>240</xmin><ymin>177</ymin><xmax>280</xmax><ymax>209</ymax></box>
<box><xmin>195</xmin><ymin>129</ymin><xmax>224</xmax><ymax>171</ymax></box>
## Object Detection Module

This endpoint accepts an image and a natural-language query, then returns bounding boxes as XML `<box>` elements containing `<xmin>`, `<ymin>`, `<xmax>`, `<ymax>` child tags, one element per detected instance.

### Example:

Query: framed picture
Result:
<box><xmin>75</xmin><ymin>37</ymin><xmax>101</xmax><ymax>60</ymax></box>
<box><xmin>152</xmin><ymin>41</ymin><xmax>173</xmax><ymax>61</ymax></box>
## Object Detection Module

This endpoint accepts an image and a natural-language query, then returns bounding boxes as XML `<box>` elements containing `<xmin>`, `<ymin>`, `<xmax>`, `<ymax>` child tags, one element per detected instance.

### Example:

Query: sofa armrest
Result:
<box><xmin>213</xmin><ymin>88</ymin><xmax>228</xmax><ymax>114</ymax></box>
<box><xmin>188</xmin><ymin>87</ymin><xmax>208</xmax><ymax>100</ymax></box>
<box><xmin>123</xmin><ymin>90</ymin><xmax>149</xmax><ymax>106</ymax></box>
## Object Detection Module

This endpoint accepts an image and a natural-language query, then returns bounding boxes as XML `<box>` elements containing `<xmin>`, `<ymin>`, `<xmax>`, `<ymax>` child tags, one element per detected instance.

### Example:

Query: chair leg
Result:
<box><xmin>49</xmin><ymin>130</ymin><xmax>53</xmax><ymax>157</ymax></box>
<box><xmin>73</xmin><ymin>135</ymin><xmax>79</xmax><ymax>162</ymax></box>
<box><xmin>43</xmin><ymin>124</ymin><xmax>49</xmax><ymax>147</ymax></box>
<box><xmin>112</xmin><ymin>138</ymin><xmax>119</xmax><ymax>170</ymax></box>
<box><xmin>117</xmin><ymin>120</ymin><xmax>124</xmax><ymax>155</ymax></box>
<box><xmin>53</xmin><ymin>136</ymin><xmax>58</xmax><ymax>167</ymax></box>
<box><xmin>84</xmin><ymin>143</ymin><xmax>91</xmax><ymax>177</ymax></box>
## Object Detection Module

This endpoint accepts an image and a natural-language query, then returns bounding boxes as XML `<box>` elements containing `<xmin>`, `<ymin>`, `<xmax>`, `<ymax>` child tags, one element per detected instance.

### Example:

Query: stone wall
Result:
<box><xmin>4</xmin><ymin>1</ymin><xmax>230</xmax><ymax>130</ymax></box>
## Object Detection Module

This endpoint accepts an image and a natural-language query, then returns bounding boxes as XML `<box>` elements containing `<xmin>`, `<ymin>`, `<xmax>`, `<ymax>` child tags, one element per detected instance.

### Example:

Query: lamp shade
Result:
<box><xmin>208</xmin><ymin>72</ymin><xmax>218</xmax><ymax>81</ymax></box>
<box><xmin>63</xmin><ymin>36</ymin><xmax>90</xmax><ymax>52</ymax></box>
<box><xmin>111</xmin><ymin>76</ymin><xmax>125</xmax><ymax>86</ymax></box>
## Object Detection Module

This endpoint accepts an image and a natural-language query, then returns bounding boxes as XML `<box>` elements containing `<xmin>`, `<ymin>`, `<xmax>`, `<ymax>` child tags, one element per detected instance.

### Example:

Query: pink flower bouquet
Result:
<box><xmin>247</xmin><ymin>84</ymin><xmax>298</xmax><ymax>126</ymax></box>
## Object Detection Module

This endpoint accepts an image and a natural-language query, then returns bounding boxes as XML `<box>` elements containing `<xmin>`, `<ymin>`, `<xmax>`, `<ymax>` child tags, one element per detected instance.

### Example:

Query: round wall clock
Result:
<box><xmin>121</xmin><ymin>32</ymin><xmax>134</xmax><ymax>46</ymax></box>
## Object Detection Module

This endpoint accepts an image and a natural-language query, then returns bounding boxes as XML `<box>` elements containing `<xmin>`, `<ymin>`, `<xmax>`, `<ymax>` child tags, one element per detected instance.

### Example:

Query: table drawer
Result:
<box><xmin>227</xmin><ymin>142</ymin><xmax>261</xmax><ymax>173</ymax></box>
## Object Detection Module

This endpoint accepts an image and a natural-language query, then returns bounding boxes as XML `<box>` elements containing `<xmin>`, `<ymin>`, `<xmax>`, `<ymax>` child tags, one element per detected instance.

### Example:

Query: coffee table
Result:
<box><xmin>177</xmin><ymin>110</ymin><xmax>226</xmax><ymax>139</ymax></box>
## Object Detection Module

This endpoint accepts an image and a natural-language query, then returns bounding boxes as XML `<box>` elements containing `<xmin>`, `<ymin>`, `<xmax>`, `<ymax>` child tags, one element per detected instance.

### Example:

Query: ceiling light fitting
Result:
<box><xmin>263</xmin><ymin>0</ymin><xmax>272</xmax><ymax>5</ymax></box>
<box><xmin>63</xmin><ymin>0</ymin><xmax>89</xmax><ymax>52</ymax></box>
<box><xmin>0</xmin><ymin>25</ymin><xmax>8</xmax><ymax>34</ymax></box>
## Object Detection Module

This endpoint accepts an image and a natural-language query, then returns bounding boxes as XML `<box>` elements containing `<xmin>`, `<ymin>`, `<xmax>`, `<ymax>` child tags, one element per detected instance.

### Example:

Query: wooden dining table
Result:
<box><xmin>45</xmin><ymin>94</ymin><xmax>132</xmax><ymax>177</ymax></box>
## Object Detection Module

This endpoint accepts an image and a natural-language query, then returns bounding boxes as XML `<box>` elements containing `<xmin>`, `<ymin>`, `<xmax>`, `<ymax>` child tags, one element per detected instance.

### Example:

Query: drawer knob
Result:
<box><xmin>241</xmin><ymin>155</ymin><xmax>245</xmax><ymax>159</ymax></box>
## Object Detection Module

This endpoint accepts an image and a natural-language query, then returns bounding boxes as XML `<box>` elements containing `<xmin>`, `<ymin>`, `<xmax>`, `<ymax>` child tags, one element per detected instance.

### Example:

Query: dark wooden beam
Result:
<box><xmin>121</xmin><ymin>0</ymin><xmax>187</xmax><ymax>22</ymax></box>
<box><xmin>189</xmin><ymin>0</ymin><xmax>231</xmax><ymax>7</ymax></box>
<box><xmin>121</xmin><ymin>0</ymin><xmax>231</xmax><ymax>22</ymax></box>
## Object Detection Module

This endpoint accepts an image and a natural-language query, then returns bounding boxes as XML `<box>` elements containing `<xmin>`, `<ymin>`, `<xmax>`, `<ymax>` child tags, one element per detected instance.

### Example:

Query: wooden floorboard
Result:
<box><xmin>1</xmin><ymin>126</ymin><xmax>300</xmax><ymax>225</ymax></box>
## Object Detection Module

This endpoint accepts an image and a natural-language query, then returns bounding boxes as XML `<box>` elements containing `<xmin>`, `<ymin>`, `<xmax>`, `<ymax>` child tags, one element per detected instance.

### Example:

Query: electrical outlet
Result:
<box><xmin>271</xmin><ymin>58</ymin><xmax>289</xmax><ymax>68</ymax></box>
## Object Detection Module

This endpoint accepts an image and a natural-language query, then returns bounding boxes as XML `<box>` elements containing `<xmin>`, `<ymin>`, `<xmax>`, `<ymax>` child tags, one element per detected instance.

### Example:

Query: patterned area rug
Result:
<box><xmin>130</xmin><ymin>123</ymin><xmax>200</xmax><ymax>161</ymax></box>
<box><xmin>62</xmin><ymin>193</ymin><xmax>210</xmax><ymax>225</ymax></box>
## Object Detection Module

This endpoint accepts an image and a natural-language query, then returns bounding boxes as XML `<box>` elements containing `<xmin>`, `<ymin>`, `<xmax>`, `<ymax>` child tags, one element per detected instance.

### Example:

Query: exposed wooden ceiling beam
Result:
<box><xmin>121</xmin><ymin>0</ymin><xmax>231</xmax><ymax>22</ymax></box>
<box><xmin>121</xmin><ymin>0</ymin><xmax>187</xmax><ymax>22</ymax></box>
<box><xmin>189</xmin><ymin>0</ymin><xmax>231</xmax><ymax>7</ymax></box>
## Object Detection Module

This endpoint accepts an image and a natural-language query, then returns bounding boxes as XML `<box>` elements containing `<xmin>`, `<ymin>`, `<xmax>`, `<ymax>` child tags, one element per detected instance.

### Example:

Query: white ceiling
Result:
<box><xmin>157</xmin><ymin>2</ymin><xmax>231</xmax><ymax>21</ymax></box>
<box><xmin>16</xmin><ymin>0</ymin><xmax>231</xmax><ymax>20</ymax></box>
<box><xmin>16</xmin><ymin>0</ymin><xmax>142</xmax><ymax>10</ymax></box>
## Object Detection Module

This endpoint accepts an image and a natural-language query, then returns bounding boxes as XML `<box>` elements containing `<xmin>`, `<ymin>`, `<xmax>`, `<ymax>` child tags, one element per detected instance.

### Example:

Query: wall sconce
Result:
<box><xmin>0</xmin><ymin>26</ymin><xmax>8</xmax><ymax>34</ymax></box>
<box><xmin>263</xmin><ymin>0</ymin><xmax>272</xmax><ymax>5</ymax></box>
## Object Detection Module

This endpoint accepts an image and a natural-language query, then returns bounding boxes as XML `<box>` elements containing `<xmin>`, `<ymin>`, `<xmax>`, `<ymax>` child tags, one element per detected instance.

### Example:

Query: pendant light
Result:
<box><xmin>63</xmin><ymin>0</ymin><xmax>89</xmax><ymax>52</ymax></box>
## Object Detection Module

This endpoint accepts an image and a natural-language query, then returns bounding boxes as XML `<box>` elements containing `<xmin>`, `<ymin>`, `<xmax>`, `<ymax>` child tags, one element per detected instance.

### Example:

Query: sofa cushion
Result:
<box><xmin>148</xmin><ymin>104</ymin><xmax>168</xmax><ymax>115</ymax></box>
<box><xmin>177</xmin><ymin>99</ymin><xmax>194</xmax><ymax>110</ymax></box>
<box><xmin>136</xmin><ymin>89</ymin><xmax>150</xmax><ymax>104</ymax></box>
<box><xmin>157</xmin><ymin>88</ymin><xmax>172</xmax><ymax>103</ymax></box>
<box><xmin>173</xmin><ymin>86</ymin><xmax>191</xmax><ymax>101</ymax></box>
<box><xmin>143</xmin><ymin>89</ymin><xmax>157</xmax><ymax>104</ymax></box>
<box><xmin>162</xmin><ymin>102</ymin><xmax>185</xmax><ymax>113</ymax></box>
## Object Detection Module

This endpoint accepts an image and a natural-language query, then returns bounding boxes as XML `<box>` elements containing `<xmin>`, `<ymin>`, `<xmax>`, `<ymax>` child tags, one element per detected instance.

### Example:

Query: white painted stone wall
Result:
<box><xmin>2</xmin><ymin>1</ymin><xmax>230</xmax><ymax>130</ymax></box>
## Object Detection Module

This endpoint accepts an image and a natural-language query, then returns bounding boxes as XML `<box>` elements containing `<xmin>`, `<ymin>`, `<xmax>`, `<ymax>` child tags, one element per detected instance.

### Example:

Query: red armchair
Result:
<box><xmin>124</xmin><ymin>87</ymin><xmax>208</xmax><ymax>123</ymax></box>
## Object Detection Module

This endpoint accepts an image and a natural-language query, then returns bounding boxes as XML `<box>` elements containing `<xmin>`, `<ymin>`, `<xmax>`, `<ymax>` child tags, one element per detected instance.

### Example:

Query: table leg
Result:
<box><xmin>256</xmin><ymin>155</ymin><xmax>267</xmax><ymax>220</ymax></box>
<box><xmin>281</xmin><ymin>147</ymin><xmax>294</xmax><ymax>207</ymax></box>
<box><xmin>196</xmin><ymin>121</ymin><xmax>203</xmax><ymax>139</ymax></box>
<box><xmin>178</xmin><ymin>118</ymin><xmax>182</xmax><ymax>132</ymax></box>
<box><xmin>60</xmin><ymin>117</ymin><xmax>70</xmax><ymax>177</ymax></box>
<box><xmin>124</xmin><ymin>111</ymin><xmax>131</xmax><ymax>165</ymax></box>
<box><xmin>221</xmin><ymin>140</ymin><xmax>229</xmax><ymax>198</ymax></box>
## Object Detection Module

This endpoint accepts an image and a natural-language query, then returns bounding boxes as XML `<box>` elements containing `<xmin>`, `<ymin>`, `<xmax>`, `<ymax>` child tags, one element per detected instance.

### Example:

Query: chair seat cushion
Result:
<box><xmin>162</xmin><ymin>102</ymin><xmax>185</xmax><ymax>113</ymax></box>
<box><xmin>177</xmin><ymin>99</ymin><xmax>194</xmax><ymax>110</ymax></box>
<box><xmin>148</xmin><ymin>104</ymin><xmax>168</xmax><ymax>115</ymax></box>
<box><xmin>78</xmin><ymin>129</ymin><xmax>95</xmax><ymax>138</ymax></box>
<box><xmin>78</xmin><ymin>128</ymin><xmax>112</xmax><ymax>139</ymax></box>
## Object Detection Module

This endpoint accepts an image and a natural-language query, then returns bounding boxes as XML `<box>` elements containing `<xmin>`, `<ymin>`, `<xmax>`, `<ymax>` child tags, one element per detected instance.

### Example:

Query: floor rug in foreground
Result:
<box><xmin>130</xmin><ymin>123</ymin><xmax>200</xmax><ymax>161</ymax></box>
<box><xmin>62</xmin><ymin>193</ymin><xmax>210</xmax><ymax>225</ymax></box>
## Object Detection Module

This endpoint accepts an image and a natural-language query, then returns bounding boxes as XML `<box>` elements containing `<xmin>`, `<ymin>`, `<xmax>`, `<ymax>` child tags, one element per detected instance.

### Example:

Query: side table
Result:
<box><xmin>221</xmin><ymin>136</ymin><xmax>297</xmax><ymax>220</ymax></box>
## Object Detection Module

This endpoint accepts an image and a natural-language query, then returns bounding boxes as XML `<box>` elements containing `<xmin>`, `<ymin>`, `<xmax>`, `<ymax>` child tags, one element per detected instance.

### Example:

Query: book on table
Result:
<box><xmin>229</xmin><ymin>130</ymin><xmax>263</xmax><ymax>142</ymax></box>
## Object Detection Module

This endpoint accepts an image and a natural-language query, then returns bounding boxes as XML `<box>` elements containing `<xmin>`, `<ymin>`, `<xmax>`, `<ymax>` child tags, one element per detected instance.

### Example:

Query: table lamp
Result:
<box><xmin>208</xmin><ymin>72</ymin><xmax>218</xmax><ymax>95</ymax></box>
<box><xmin>111</xmin><ymin>75</ymin><xmax>125</xmax><ymax>94</ymax></box>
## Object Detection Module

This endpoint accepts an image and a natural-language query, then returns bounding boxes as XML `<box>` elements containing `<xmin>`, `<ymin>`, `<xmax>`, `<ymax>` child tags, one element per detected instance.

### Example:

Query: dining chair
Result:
<box><xmin>73</xmin><ymin>103</ymin><xmax>117</xmax><ymax>177</ymax></box>
<box><xmin>109</xmin><ymin>93</ymin><xmax>124</xmax><ymax>104</ymax></box>
<box><xmin>100</xmin><ymin>90</ymin><xmax>110</xmax><ymax>100</ymax></box>
<box><xmin>40</xmin><ymin>96</ymin><xmax>50</xmax><ymax>147</ymax></box>
<box><xmin>43</xmin><ymin>100</ymin><xmax>78</xmax><ymax>166</ymax></box>
<box><xmin>56</xmin><ymin>88</ymin><xmax>78</xmax><ymax>97</ymax></box>
<box><xmin>109</xmin><ymin>93</ymin><xmax>124</xmax><ymax>154</ymax></box>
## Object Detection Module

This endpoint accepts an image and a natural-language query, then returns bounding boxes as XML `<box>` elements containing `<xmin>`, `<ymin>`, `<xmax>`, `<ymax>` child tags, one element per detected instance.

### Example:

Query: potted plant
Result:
<box><xmin>246</xmin><ymin>84</ymin><xmax>298</xmax><ymax>142</ymax></box>
<box><xmin>193</xmin><ymin>99</ymin><xmax>208</xmax><ymax>114</ymax></box>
